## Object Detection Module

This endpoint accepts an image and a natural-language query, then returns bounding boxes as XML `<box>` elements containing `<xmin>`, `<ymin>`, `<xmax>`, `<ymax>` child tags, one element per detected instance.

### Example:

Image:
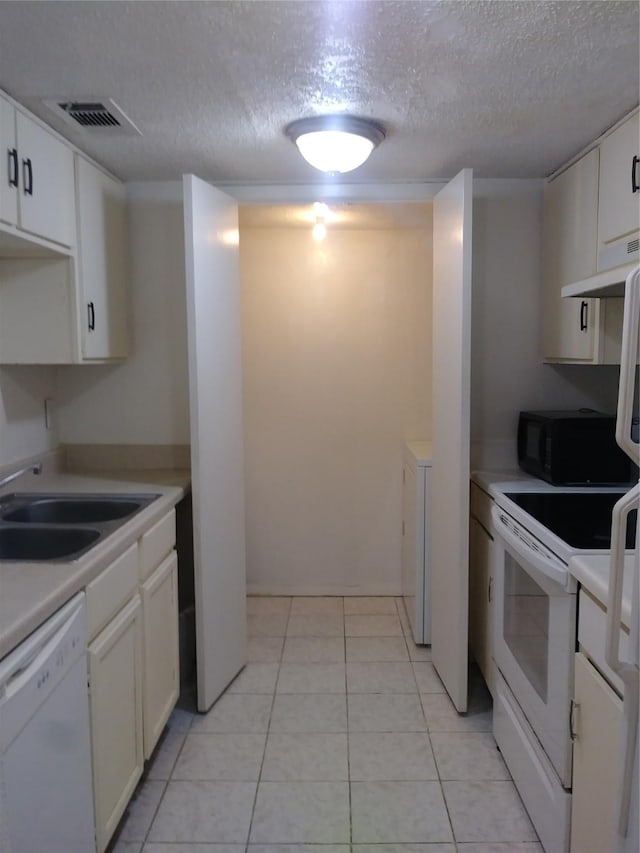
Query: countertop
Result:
<box><xmin>471</xmin><ymin>469</ymin><xmax>630</xmax><ymax>497</ymax></box>
<box><xmin>0</xmin><ymin>468</ymin><xmax>190</xmax><ymax>660</ymax></box>
<box><xmin>569</xmin><ymin>552</ymin><xmax>636</xmax><ymax>630</ymax></box>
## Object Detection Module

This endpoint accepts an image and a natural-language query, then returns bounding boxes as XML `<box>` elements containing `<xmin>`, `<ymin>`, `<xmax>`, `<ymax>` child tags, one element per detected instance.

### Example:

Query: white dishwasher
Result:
<box><xmin>0</xmin><ymin>591</ymin><xmax>95</xmax><ymax>853</ymax></box>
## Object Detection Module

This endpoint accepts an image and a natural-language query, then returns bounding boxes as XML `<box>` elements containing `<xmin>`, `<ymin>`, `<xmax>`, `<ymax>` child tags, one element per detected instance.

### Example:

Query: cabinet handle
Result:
<box><xmin>87</xmin><ymin>302</ymin><xmax>95</xmax><ymax>331</ymax></box>
<box><xmin>22</xmin><ymin>158</ymin><xmax>33</xmax><ymax>196</ymax></box>
<box><xmin>579</xmin><ymin>300</ymin><xmax>588</xmax><ymax>331</ymax></box>
<box><xmin>632</xmin><ymin>155</ymin><xmax>640</xmax><ymax>194</ymax></box>
<box><xmin>570</xmin><ymin>699</ymin><xmax>579</xmax><ymax>741</ymax></box>
<box><xmin>488</xmin><ymin>576</ymin><xmax>493</xmax><ymax>602</ymax></box>
<box><xmin>7</xmin><ymin>148</ymin><xmax>18</xmax><ymax>188</ymax></box>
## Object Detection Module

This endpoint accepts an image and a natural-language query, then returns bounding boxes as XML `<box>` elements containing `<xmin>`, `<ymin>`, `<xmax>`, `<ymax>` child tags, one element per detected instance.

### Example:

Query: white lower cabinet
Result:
<box><xmin>88</xmin><ymin>593</ymin><xmax>144</xmax><ymax>853</ymax></box>
<box><xmin>469</xmin><ymin>482</ymin><xmax>494</xmax><ymax>695</ymax></box>
<box><xmin>570</xmin><ymin>651</ymin><xmax>623</xmax><ymax>853</ymax></box>
<box><xmin>141</xmin><ymin>550</ymin><xmax>179</xmax><ymax>759</ymax></box>
<box><xmin>85</xmin><ymin>508</ymin><xmax>179</xmax><ymax>851</ymax></box>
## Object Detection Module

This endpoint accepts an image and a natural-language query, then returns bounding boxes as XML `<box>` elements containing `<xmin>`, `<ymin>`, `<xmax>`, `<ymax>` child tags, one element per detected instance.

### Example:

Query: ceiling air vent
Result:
<box><xmin>43</xmin><ymin>97</ymin><xmax>142</xmax><ymax>136</ymax></box>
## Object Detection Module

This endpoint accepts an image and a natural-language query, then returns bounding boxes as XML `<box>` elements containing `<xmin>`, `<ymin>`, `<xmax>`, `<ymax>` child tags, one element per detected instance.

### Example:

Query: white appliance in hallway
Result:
<box><xmin>0</xmin><ymin>592</ymin><xmax>95</xmax><ymax>853</ymax></box>
<box><xmin>402</xmin><ymin>441</ymin><xmax>432</xmax><ymax>645</ymax></box>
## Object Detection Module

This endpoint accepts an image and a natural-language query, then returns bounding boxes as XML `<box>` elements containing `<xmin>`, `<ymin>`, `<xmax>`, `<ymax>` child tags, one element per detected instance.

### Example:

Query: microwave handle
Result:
<box><xmin>615</xmin><ymin>266</ymin><xmax>640</xmax><ymax>462</ymax></box>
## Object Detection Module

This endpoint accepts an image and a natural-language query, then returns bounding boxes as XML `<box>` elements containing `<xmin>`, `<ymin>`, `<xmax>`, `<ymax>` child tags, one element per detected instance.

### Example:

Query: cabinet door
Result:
<box><xmin>76</xmin><ymin>156</ymin><xmax>128</xmax><ymax>360</ymax></box>
<box><xmin>570</xmin><ymin>651</ymin><xmax>623</xmax><ymax>853</ymax></box>
<box><xmin>542</xmin><ymin>149</ymin><xmax>599</xmax><ymax>361</ymax></box>
<box><xmin>89</xmin><ymin>594</ymin><xmax>143</xmax><ymax>853</ymax></box>
<box><xmin>16</xmin><ymin>110</ymin><xmax>75</xmax><ymax>247</ymax></box>
<box><xmin>598</xmin><ymin>112</ymin><xmax>640</xmax><ymax>251</ymax></box>
<box><xmin>141</xmin><ymin>551</ymin><xmax>179</xmax><ymax>759</ymax></box>
<box><xmin>468</xmin><ymin>516</ymin><xmax>494</xmax><ymax>695</ymax></box>
<box><xmin>0</xmin><ymin>96</ymin><xmax>18</xmax><ymax>226</ymax></box>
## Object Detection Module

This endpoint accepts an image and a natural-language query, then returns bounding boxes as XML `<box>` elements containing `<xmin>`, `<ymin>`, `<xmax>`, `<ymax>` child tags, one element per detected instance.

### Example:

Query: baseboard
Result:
<box><xmin>246</xmin><ymin>582</ymin><xmax>403</xmax><ymax>597</ymax></box>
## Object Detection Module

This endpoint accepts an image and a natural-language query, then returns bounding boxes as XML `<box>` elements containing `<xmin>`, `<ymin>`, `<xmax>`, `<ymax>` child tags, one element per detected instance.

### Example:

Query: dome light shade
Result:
<box><xmin>285</xmin><ymin>116</ymin><xmax>385</xmax><ymax>174</ymax></box>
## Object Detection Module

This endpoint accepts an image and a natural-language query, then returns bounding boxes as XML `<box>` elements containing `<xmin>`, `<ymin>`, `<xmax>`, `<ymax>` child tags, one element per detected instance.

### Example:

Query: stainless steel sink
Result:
<box><xmin>0</xmin><ymin>526</ymin><xmax>102</xmax><ymax>561</ymax></box>
<box><xmin>2</xmin><ymin>496</ymin><xmax>150</xmax><ymax>525</ymax></box>
<box><xmin>0</xmin><ymin>492</ymin><xmax>160</xmax><ymax>562</ymax></box>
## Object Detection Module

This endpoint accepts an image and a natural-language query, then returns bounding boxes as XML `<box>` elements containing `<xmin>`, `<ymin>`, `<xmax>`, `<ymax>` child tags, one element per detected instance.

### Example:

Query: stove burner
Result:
<box><xmin>504</xmin><ymin>491</ymin><xmax>637</xmax><ymax>550</ymax></box>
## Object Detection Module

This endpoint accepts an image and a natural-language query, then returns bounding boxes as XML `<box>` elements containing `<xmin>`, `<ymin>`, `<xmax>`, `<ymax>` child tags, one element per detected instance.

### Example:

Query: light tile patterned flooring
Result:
<box><xmin>110</xmin><ymin>596</ymin><xmax>541</xmax><ymax>853</ymax></box>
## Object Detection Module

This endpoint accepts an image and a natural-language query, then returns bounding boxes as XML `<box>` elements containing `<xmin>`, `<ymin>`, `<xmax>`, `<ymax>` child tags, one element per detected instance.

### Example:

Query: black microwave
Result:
<box><xmin>517</xmin><ymin>410</ymin><xmax>638</xmax><ymax>485</ymax></box>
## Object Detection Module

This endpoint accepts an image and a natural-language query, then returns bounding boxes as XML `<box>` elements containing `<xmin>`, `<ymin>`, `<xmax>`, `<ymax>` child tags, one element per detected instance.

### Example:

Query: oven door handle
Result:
<box><xmin>490</xmin><ymin>505</ymin><xmax>568</xmax><ymax>587</ymax></box>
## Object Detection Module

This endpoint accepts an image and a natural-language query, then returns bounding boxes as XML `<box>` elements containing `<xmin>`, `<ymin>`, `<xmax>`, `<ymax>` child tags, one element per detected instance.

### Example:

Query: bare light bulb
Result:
<box><xmin>312</xmin><ymin>221</ymin><xmax>327</xmax><ymax>241</ymax></box>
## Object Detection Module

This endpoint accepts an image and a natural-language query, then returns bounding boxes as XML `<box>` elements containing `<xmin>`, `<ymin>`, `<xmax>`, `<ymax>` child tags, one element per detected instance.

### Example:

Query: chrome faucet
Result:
<box><xmin>0</xmin><ymin>461</ymin><xmax>43</xmax><ymax>490</ymax></box>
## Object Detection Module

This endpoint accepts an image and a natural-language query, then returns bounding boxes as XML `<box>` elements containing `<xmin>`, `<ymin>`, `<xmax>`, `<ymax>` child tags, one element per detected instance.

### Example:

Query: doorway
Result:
<box><xmin>238</xmin><ymin>202</ymin><xmax>433</xmax><ymax>598</ymax></box>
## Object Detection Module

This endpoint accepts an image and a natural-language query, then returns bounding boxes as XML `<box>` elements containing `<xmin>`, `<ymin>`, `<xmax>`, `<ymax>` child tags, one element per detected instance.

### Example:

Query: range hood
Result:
<box><xmin>562</xmin><ymin>262</ymin><xmax>637</xmax><ymax>299</ymax></box>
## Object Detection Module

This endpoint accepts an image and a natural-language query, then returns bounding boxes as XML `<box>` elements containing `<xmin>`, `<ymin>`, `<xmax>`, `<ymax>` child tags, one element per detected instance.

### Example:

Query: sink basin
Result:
<box><xmin>0</xmin><ymin>526</ymin><xmax>101</xmax><ymax>561</ymax></box>
<box><xmin>0</xmin><ymin>493</ymin><xmax>161</xmax><ymax>562</ymax></box>
<box><xmin>2</xmin><ymin>498</ymin><xmax>147</xmax><ymax>525</ymax></box>
<box><xmin>0</xmin><ymin>493</ymin><xmax>159</xmax><ymax>525</ymax></box>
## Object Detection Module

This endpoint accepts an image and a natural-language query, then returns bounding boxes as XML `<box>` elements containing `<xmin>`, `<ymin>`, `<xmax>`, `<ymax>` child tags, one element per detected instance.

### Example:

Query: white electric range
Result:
<box><xmin>474</xmin><ymin>471</ymin><xmax>637</xmax><ymax>853</ymax></box>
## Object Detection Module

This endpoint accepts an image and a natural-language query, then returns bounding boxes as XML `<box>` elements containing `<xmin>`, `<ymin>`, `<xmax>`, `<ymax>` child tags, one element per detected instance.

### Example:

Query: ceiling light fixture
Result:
<box><xmin>285</xmin><ymin>115</ymin><xmax>385</xmax><ymax>174</ymax></box>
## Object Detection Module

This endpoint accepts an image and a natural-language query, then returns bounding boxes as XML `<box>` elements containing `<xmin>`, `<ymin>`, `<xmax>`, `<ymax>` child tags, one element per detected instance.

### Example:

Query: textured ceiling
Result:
<box><xmin>0</xmin><ymin>0</ymin><xmax>637</xmax><ymax>184</ymax></box>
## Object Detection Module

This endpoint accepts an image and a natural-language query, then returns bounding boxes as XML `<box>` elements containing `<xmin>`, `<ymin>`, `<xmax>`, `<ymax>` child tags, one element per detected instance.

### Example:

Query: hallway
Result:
<box><xmin>110</xmin><ymin>596</ymin><xmax>540</xmax><ymax>851</ymax></box>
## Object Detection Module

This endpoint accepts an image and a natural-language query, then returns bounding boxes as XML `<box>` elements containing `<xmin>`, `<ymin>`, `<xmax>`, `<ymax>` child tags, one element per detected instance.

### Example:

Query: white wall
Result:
<box><xmin>241</xmin><ymin>218</ymin><xmax>432</xmax><ymax>595</ymax></box>
<box><xmin>0</xmin><ymin>366</ymin><xmax>57</xmax><ymax>467</ymax></box>
<box><xmin>55</xmin><ymin>182</ymin><xmax>190</xmax><ymax>445</ymax></box>
<box><xmin>471</xmin><ymin>179</ymin><xmax>619</xmax><ymax>469</ymax></box>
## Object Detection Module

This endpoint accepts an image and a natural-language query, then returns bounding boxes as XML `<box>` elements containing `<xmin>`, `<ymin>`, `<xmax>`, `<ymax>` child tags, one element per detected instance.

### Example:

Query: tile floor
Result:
<box><xmin>109</xmin><ymin>596</ymin><xmax>541</xmax><ymax>853</ymax></box>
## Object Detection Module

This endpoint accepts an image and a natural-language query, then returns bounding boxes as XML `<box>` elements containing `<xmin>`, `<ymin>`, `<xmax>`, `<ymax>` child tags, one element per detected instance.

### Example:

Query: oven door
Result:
<box><xmin>491</xmin><ymin>504</ymin><xmax>576</xmax><ymax>786</ymax></box>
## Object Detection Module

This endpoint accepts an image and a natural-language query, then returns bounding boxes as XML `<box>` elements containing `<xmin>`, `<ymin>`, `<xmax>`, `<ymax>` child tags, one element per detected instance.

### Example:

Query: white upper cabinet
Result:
<box><xmin>15</xmin><ymin>110</ymin><xmax>76</xmax><ymax>248</ymax></box>
<box><xmin>0</xmin><ymin>92</ymin><xmax>75</xmax><ymax>249</ymax></box>
<box><xmin>597</xmin><ymin>111</ymin><xmax>640</xmax><ymax>270</ymax></box>
<box><xmin>0</xmin><ymin>88</ymin><xmax>129</xmax><ymax>365</ymax></box>
<box><xmin>542</xmin><ymin>111</ymin><xmax>639</xmax><ymax>364</ymax></box>
<box><xmin>542</xmin><ymin>149</ymin><xmax>602</xmax><ymax>362</ymax></box>
<box><xmin>0</xmin><ymin>96</ymin><xmax>18</xmax><ymax>227</ymax></box>
<box><xmin>76</xmin><ymin>155</ymin><xmax>128</xmax><ymax>360</ymax></box>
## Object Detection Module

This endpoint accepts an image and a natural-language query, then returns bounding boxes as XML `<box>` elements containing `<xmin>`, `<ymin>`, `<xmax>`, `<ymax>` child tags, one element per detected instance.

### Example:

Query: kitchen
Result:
<box><xmin>0</xmin><ymin>2</ymin><xmax>638</xmax><ymax>852</ymax></box>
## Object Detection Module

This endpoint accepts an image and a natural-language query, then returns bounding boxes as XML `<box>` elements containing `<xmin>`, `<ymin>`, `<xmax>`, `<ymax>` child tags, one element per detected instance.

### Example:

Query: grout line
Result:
<box><xmin>426</xmin><ymin>712</ymin><xmax>458</xmax><ymax>848</ymax></box>
<box><xmin>343</xmin><ymin>599</ymin><xmax>354</xmax><ymax>846</ymax></box>
<box><xmin>244</xmin><ymin>595</ymin><xmax>290</xmax><ymax>850</ymax></box>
